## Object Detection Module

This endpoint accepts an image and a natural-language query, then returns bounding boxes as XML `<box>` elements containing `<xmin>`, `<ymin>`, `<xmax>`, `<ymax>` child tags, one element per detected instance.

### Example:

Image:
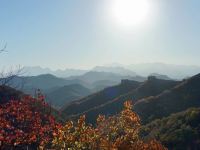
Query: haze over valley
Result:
<box><xmin>1</xmin><ymin>0</ymin><xmax>200</xmax><ymax>149</ymax></box>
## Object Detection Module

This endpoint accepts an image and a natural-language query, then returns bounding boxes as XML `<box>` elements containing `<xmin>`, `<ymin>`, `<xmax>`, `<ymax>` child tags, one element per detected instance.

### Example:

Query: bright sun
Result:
<box><xmin>111</xmin><ymin>0</ymin><xmax>151</xmax><ymax>28</ymax></box>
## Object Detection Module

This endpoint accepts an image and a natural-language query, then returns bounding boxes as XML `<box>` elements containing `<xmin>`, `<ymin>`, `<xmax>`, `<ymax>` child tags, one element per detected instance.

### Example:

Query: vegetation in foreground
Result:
<box><xmin>0</xmin><ymin>95</ymin><xmax>166</xmax><ymax>150</ymax></box>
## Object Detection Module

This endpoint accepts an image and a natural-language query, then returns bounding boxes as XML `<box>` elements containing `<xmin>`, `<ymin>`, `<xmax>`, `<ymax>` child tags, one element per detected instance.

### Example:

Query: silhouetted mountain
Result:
<box><xmin>62</xmin><ymin>77</ymin><xmax>179</xmax><ymax>123</ymax></box>
<box><xmin>67</xmin><ymin>71</ymin><xmax>146</xmax><ymax>84</ymax></box>
<box><xmin>91</xmin><ymin>80</ymin><xmax>119</xmax><ymax>92</ymax></box>
<box><xmin>141</xmin><ymin>107</ymin><xmax>200</xmax><ymax>149</ymax></box>
<box><xmin>134</xmin><ymin>73</ymin><xmax>200</xmax><ymax>124</ymax></box>
<box><xmin>149</xmin><ymin>73</ymin><xmax>173</xmax><ymax>80</ymax></box>
<box><xmin>83</xmin><ymin>77</ymin><xmax>179</xmax><ymax>122</ymax></box>
<box><xmin>24</xmin><ymin>66</ymin><xmax>88</xmax><ymax>77</ymax></box>
<box><xmin>45</xmin><ymin>84</ymin><xmax>92</xmax><ymax>108</ymax></box>
<box><xmin>24</xmin><ymin>74</ymin><xmax>87</xmax><ymax>89</ymax></box>
<box><xmin>64</xmin><ymin>77</ymin><xmax>179</xmax><ymax>123</ymax></box>
<box><xmin>127</xmin><ymin>63</ymin><xmax>200</xmax><ymax>79</ymax></box>
<box><xmin>5</xmin><ymin>74</ymin><xmax>88</xmax><ymax>94</ymax></box>
<box><xmin>93</xmin><ymin>66</ymin><xmax>137</xmax><ymax>76</ymax></box>
<box><xmin>67</xmin><ymin>71</ymin><xmax>122</xmax><ymax>84</ymax></box>
<box><xmin>24</xmin><ymin>65</ymin><xmax>137</xmax><ymax>78</ymax></box>
<box><xmin>4</xmin><ymin>73</ymin><xmax>141</xmax><ymax>107</ymax></box>
<box><xmin>22</xmin><ymin>63</ymin><xmax>200</xmax><ymax>80</ymax></box>
<box><xmin>61</xmin><ymin>80</ymin><xmax>141</xmax><ymax>119</ymax></box>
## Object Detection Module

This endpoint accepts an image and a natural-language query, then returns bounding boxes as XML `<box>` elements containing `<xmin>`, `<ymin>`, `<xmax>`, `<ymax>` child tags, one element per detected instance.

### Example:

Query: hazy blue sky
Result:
<box><xmin>0</xmin><ymin>0</ymin><xmax>200</xmax><ymax>69</ymax></box>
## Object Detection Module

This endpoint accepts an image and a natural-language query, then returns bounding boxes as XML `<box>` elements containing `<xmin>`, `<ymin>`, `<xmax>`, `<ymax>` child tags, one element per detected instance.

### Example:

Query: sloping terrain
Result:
<box><xmin>134</xmin><ymin>73</ymin><xmax>200</xmax><ymax>124</ymax></box>
<box><xmin>22</xmin><ymin>74</ymin><xmax>87</xmax><ymax>91</ymax></box>
<box><xmin>62</xmin><ymin>77</ymin><xmax>179</xmax><ymax>123</ymax></box>
<box><xmin>61</xmin><ymin>80</ymin><xmax>141</xmax><ymax>118</ymax></box>
<box><xmin>66</xmin><ymin>71</ymin><xmax>146</xmax><ymax>84</ymax></box>
<box><xmin>2</xmin><ymin>74</ymin><xmax>88</xmax><ymax>93</ymax></box>
<box><xmin>0</xmin><ymin>85</ymin><xmax>24</xmax><ymax>104</ymax></box>
<box><xmin>141</xmin><ymin>107</ymin><xmax>200</xmax><ymax>149</ymax></box>
<box><xmin>45</xmin><ymin>84</ymin><xmax>92</xmax><ymax>108</ymax></box>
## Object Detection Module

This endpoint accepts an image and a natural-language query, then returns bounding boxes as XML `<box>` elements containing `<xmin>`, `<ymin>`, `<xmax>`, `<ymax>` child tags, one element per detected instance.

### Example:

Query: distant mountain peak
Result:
<box><xmin>92</xmin><ymin>66</ymin><xmax>136</xmax><ymax>76</ymax></box>
<box><xmin>23</xmin><ymin>66</ymin><xmax>88</xmax><ymax>78</ymax></box>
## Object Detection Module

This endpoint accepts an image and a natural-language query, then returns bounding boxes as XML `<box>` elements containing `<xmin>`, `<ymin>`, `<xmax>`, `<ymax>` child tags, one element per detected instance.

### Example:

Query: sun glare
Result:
<box><xmin>110</xmin><ymin>0</ymin><xmax>151</xmax><ymax>28</ymax></box>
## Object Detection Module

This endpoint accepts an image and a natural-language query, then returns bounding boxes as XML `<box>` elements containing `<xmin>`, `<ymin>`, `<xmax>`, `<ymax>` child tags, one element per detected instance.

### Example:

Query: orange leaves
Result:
<box><xmin>124</xmin><ymin>100</ymin><xmax>133</xmax><ymax>110</ymax></box>
<box><xmin>29</xmin><ymin>135</ymin><xmax>37</xmax><ymax>142</ymax></box>
<box><xmin>53</xmin><ymin>114</ymin><xmax>98</xmax><ymax>149</ymax></box>
<box><xmin>77</xmin><ymin>115</ymin><xmax>86</xmax><ymax>128</ymax></box>
<box><xmin>53</xmin><ymin>101</ymin><xmax>167</xmax><ymax>150</ymax></box>
<box><xmin>97</xmin><ymin>114</ymin><xmax>106</xmax><ymax>124</ymax></box>
<box><xmin>0</xmin><ymin>96</ymin><xmax>166</xmax><ymax>150</ymax></box>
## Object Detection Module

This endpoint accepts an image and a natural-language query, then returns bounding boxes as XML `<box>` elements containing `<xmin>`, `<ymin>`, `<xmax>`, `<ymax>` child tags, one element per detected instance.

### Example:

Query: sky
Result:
<box><xmin>0</xmin><ymin>0</ymin><xmax>200</xmax><ymax>70</ymax></box>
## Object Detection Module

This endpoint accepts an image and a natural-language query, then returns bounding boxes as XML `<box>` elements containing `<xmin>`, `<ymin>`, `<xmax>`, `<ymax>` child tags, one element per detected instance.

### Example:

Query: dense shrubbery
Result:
<box><xmin>141</xmin><ymin>107</ymin><xmax>200</xmax><ymax>149</ymax></box>
<box><xmin>0</xmin><ymin>96</ymin><xmax>166</xmax><ymax>150</ymax></box>
<box><xmin>52</xmin><ymin>101</ymin><xmax>166</xmax><ymax>150</ymax></box>
<box><xmin>0</xmin><ymin>95</ymin><xmax>61</xmax><ymax>149</ymax></box>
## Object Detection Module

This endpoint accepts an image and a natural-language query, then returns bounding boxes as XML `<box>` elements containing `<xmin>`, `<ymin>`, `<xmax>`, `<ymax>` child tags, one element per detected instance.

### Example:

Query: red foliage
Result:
<box><xmin>0</xmin><ymin>95</ymin><xmax>60</xmax><ymax>149</ymax></box>
<box><xmin>0</xmin><ymin>94</ymin><xmax>167</xmax><ymax>150</ymax></box>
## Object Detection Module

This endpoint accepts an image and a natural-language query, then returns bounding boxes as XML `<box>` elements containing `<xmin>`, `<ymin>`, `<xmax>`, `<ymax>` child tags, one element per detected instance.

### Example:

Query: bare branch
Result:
<box><xmin>0</xmin><ymin>66</ymin><xmax>25</xmax><ymax>88</ymax></box>
<box><xmin>0</xmin><ymin>43</ymin><xmax>7</xmax><ymax>53</ymax></box>
<box><xmin>0</xmin><ymin>43</ymin><xmax>27</xmax><ymax>89</ymax></box>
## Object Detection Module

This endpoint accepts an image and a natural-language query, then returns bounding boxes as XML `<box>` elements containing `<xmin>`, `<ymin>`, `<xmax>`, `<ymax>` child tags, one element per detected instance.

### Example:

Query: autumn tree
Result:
<box><xmin>52</xmin><ymin>101</ymin><xmax>167</xmax><ymax>150</ymax></box>
<box><xmin>0</xmin><ymin>95</ymin><xmax>61</xmax><ymax>150</ymax></box>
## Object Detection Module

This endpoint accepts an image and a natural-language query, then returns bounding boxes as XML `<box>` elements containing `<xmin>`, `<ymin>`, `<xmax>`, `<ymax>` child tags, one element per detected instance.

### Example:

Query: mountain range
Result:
<box><xmin>60</xmin><ymin>73</ymin><xmax>200</xmax><ymax>127</ymax></box>
<box><xmin>61</xmin><ymin>76</ymin><xmax>180</xmax><ymax>123</ymax></box>
<box><xmin>24</xmin><ymin>63</ymin><xmax>200</xmax><ymax>79</ymax></box>
<box><xmin>1</xmin><ymin>71</ymin><xmax>200</xmax><ymax>149</ymax></box>
<box><xmin>2</xmin><ymin>71</ymin><xmax>146</xmax><ymax>108</ymax></box>
<box><xmin>126</xmin><ymin>63</ymin><xmax>200</xmax><ymax>79</ymax></box>
<box><xmin>23</xmin><ymin>66</ymin><xmax>88</xmax><ymax>78</ymax></box>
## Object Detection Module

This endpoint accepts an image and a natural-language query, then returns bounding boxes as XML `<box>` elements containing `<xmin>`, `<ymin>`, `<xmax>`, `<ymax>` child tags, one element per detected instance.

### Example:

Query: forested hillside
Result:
<box><xmin>141</xmin><ymin>107</ymin><xmax>200</xmax><ymax>149</ymax></box>
<box><xmin>134</xmin><ymin>73</ymin><xmax>200</xmax><ymax>124</ymax></box>
<box><xmin>61</xmin><ymin>80</ymin><xmax>141</xmax><ymax>118</ymax></box>
<box><xmin>45</xmin><ymin>84</ymin><xmax>92</xmax><ymax>108</ymax></box>
<box><xmin>62</xmin><ymin>77</ymin><xmax>179</xmax><ymax>123</ymax></box>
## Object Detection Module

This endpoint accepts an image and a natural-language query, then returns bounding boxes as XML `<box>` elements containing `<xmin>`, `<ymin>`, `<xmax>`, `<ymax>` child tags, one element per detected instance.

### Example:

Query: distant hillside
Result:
<box><xmin>149</xmin><ymin>73</ymin><xmax>173</xmax><ymax>80</ymax></box>
<box><xmin>127</xmin><ymin>63</ymin><xmax>200</xmax><ymax>79</ymax></box>
<box><xmin>67</xmin><ymin>71</ymin><xmax>123</xmax><ymax>84</ymax></box>
<box><xmin>91</xmin><ymin>80</ymin><xmax>119</xmax><ymax>92</ymax></box>
<box><xmin>4</xmin><ymin>74</ymin><xmax>88</xmax><ymax>94</ymax></box>
<box><xmin>67</xmin><ymin>71</ymin><xmax>146</xmax><ymax>84</ymax></box>
<box><xmin>6</xmin><ymin>71</ymin><xmax>145</xmax><ymax>95</ymax></box>
<box><xmin>92</xmin><ymin>66</ymin><xmax>137</xmax><ymax>76</ymax></box>
<box><xmin>141</xmin><ymin>107</ymin><xmax>200</xmax><ymax>149</ymax></box>
<box><xmin>22</xmin><ymin>63</ymin><xmax>200</xmax><ymax>80</ymax></box>
<box><xmin>24</xmin><ymin>66</ymin><xmax>88</xmax><ymax>77</ymax></box>
<box><xmin>45</xmin><ymin>84</ymin><xmax>92</xmax><ymax>108</ymax></box>
<box><xmin>61</xmin><ymin>80</ymin><xmax>141</xmax><ymax>119</ymax></box>
<box><xmin>24</xmin><ymin>66</ymin><xmax>137</xmax><ymax>78</ymax></box>
<box><xmin>134</xmin><ymin>73</ymin><xmax>200</xmax><ymax>124</ymax></box>
<box><xmin>84</xmin><ymin>77</ymin><xmax>179</xmax><ymax>123</ymax></box>
<box><xmin>0</xmin><ymin>85</ymin><xmax>23</xmax><ymax>104</ymax></box>
<box><xmin>23</xmin><ymin>74</ymin><xmax>87</xmax><ymax>90</ymax></box>
<box><xmin>2</xmin><ymin>73</ymin><xmax>145</xmax><ymax>107</ymax></box>
<box><xmin>62</xmin><ymin>77</ymin><xmax>179</xmax><ymax>123</ymax></box>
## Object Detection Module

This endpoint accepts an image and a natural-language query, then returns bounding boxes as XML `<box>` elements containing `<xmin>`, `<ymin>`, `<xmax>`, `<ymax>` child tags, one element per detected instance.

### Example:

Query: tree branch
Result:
<box><xmin>0</xmin><ymin>43</ymin><xmax>7</xmax><ymax>53</ymax></box>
